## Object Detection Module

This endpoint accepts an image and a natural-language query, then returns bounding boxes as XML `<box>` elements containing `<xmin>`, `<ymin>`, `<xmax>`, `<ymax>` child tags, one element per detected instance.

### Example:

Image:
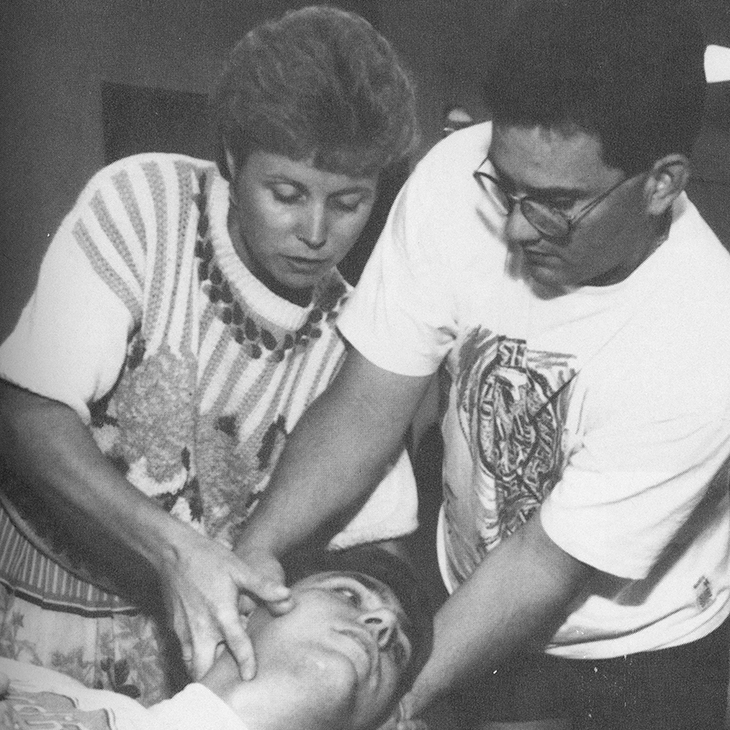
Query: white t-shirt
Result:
<box><xmin>339</xmin><ymin>122</ymin><xmax>730</xmax><ymax>659</ymax></box>
<box><xmin>0</xmin><ymin>658</ymin><xmax>247</xmax><ymax>730</ymax></box>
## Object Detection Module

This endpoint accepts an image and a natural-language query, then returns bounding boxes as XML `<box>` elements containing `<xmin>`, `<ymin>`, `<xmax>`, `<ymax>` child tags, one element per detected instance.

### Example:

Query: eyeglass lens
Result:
<box><xmin>482</xmin><ymin>174</ymin><xmax>571</xmax><ymax>238</ymax></box>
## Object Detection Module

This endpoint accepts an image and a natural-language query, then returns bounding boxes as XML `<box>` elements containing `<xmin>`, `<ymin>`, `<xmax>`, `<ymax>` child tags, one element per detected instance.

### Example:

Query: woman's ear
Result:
<box><xmin>644</xmin><ymin>154</ymin><xmax>690</xmax><ymax>215</ymax></box>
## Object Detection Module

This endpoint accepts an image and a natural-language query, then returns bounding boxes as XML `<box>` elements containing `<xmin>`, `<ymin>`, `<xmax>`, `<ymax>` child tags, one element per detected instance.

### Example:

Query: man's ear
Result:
<box><xmin>643</xmin><ymin>154</ymin><xmax>690</xmax><ymax>215</ymax></box>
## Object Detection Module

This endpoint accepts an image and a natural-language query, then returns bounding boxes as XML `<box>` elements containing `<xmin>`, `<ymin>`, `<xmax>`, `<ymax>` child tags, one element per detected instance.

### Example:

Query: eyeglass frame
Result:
<box><xmin>473</xmin><ymin>162</ymin><xmax>640</xmax><ymax>241</ymax></box>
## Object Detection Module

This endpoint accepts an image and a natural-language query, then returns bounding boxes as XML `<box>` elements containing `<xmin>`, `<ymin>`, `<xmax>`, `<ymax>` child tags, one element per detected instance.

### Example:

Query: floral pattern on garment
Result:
<box><xmin>0</xmin><ymin>586</ymin><xmax>171</xmax><ymax>707</ymax></box>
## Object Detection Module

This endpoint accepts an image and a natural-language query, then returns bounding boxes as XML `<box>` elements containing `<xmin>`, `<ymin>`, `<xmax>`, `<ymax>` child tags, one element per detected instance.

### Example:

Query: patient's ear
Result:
<box><xmin>643</xmin><ymin>154</ymin><xmax>689</xmax><ymax>215</ymax></box>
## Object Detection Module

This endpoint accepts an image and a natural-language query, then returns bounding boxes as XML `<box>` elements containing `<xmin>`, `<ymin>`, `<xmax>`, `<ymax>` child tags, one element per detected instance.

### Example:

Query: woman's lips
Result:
<box><xmin>284</xmin><ymin>256</ymin><xmax>328</xmax><ymax>273</ymax></box>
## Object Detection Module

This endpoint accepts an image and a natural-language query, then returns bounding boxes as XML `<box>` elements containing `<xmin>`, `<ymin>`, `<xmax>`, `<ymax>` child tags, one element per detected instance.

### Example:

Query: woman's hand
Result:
<box><xmin>0</xmin><ymin>383</ymin><xmax>294</xmax><ymax>681</ymax></box>
<box><xmin>157</xmin><ymin>528</ymin><xmax>292</xmax><ymax>681</ymax></box>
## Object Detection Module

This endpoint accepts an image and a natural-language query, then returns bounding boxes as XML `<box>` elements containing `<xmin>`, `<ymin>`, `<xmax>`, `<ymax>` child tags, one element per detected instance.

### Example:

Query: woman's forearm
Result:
<box><xmin>0</xmin><ymin>380</ymin><xmax>191</xmax><ymax>578</ymax></box>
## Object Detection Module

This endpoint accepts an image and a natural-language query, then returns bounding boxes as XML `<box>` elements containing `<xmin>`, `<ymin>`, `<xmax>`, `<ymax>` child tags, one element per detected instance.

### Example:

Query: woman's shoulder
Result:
<box><xmin>82</xmin><ymin>153</ymin><xmax>220</xmax><ymax>196</ymax></box>
<box><xmin>70</xmin><ymin>153</ymin><xmax>223</xmax><ymax>224</ymax></box>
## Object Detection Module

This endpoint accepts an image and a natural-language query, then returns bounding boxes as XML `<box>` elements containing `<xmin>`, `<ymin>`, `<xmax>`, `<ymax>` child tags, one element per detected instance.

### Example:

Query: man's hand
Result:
<box><xmin>157</xmin><ymin>530</ymin><xmax>292</xmax><ymax>681</ymax></box>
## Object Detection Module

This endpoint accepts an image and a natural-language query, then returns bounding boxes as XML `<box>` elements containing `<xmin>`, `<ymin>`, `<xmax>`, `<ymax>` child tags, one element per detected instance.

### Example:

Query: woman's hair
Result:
<box><xmin>482</xmin><ymin>0</ymin><xmax>707</xmax><ymax>174</ymax></box>
<box><xmin>212</xmin><ymin>5</ymin><xmax>419</xmax><ymax>181</ymax></box>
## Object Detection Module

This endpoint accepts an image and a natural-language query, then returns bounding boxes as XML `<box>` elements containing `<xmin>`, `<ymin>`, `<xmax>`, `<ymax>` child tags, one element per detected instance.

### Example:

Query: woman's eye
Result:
<box><xmin>272</xmin><ymin>186</ymin><xmax>303</xmax><ymax>204</ymax></box>
<box><xmin>331</xmin><ymin>197</ymin><xmax>362</xmax><ymax>213</ymax></box>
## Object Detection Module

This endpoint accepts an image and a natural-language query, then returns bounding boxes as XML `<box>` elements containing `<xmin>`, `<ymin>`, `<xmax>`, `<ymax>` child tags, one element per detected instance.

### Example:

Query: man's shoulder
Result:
<box><xmin>411</xmin><ymin>122</ymin><xmax>493</xmax><ymax>187</ymax></box>
<box><xmin>665</xmin><ymin>195</ymin><xmax>730</xmax><ymax>308</ymax></box>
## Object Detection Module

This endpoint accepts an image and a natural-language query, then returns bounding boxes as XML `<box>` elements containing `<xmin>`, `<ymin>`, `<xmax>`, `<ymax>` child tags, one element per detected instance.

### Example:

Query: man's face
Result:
<box><xmin>487</xmin><ymin>123</ymin><xmax>654</xmax><ymax>290</ymax></box>
<box><xmin>247</xmin><ymin>570</ymin><xmax>413</xmax><ymax>730</ymax></box>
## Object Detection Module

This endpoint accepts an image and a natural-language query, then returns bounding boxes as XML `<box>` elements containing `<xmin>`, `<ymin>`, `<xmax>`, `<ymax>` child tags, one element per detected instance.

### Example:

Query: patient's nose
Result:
<box><xmin>362</xmin><ymin>608</ymin><xmax>398</xmax><ymax>648</ymax></box>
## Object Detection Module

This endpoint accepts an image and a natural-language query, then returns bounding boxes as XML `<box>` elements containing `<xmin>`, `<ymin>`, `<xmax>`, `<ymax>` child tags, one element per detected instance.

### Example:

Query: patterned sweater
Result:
<box><xmin>0</xmin><ymin>153</ymin><xmax>416</xmax><ymax>612</ymax></box>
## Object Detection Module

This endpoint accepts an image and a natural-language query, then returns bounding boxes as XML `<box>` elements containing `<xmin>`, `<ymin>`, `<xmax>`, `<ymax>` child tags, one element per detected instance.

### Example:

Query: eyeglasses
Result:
<box><xmin>473</xmin><ymin>166</ymin><xmax>638</xmax><ymax>240</ymax></box>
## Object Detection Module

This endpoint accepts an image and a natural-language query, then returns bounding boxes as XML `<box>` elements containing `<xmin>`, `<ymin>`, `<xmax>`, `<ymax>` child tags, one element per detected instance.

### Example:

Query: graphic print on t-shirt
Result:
<box><xmin>446</xmin><ymin>327</ymin><xmax>576</xmax><ymax>581</ymax></box>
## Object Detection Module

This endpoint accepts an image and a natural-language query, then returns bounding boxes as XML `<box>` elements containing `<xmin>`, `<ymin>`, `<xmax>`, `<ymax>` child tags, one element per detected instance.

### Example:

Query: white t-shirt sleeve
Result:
<box><xmin>0</xmin><ymin>163</ymin><xmax>143</xmax><ymax>423</ymax></box>
<box><xmin>541</xmin><ymin>313</ymin><xmax>730</xmax><ymax>580</ymax></box>
<box><xmin>338</xmin><ymin>153</ymin><xmax>459</xmax><ymax>377</ymax></box>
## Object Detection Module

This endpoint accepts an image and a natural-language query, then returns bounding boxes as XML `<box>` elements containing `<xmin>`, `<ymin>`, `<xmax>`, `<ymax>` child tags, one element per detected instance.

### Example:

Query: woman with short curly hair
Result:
<box><xmin>0</xmin><ymin>5</ymin><xmax>419</xmax><ymax>705</ymax></box>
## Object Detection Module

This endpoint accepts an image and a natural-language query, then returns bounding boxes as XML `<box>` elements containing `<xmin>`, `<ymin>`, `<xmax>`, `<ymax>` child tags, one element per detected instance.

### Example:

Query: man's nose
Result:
<box><xmin>362</xmin><ymin>608</ymin><xmax>398</xmax><ymax>648</ymax></box>
<box><xmin>297</xmin><ymin>204</ymin><xmax>329</xmax><ymax>250</ymax></box>
<box><xmin>504</xmin><ymin>203</ymin><xmax>541</xmax><ymax>247</ymax></box>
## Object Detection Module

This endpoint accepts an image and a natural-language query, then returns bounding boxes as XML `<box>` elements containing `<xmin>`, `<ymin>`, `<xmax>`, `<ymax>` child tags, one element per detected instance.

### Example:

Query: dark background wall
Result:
<box><xmin>1</xmin><ymin>0</ymin><xmax>729</xmax><ymax>339</ymax></box>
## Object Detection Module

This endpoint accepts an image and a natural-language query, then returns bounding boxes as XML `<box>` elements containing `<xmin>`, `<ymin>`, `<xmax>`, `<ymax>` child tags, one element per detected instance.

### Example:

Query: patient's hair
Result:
<box><xmin>483</xmin><ymin>0</ymin><xmax>707</xmax><ymax>174</ymax></box>
<box><xmin>283</xmin><ymin>544</ymin><xmax>433</xmax><ymax>693</ymax></box>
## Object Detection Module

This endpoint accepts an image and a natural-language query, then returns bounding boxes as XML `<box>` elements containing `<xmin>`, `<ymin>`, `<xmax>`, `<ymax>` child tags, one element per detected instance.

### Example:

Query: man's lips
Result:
<box><xmin>522</xmin><ymin>247</ymin><xmax>560</xmax><ymax>264</ymax></box>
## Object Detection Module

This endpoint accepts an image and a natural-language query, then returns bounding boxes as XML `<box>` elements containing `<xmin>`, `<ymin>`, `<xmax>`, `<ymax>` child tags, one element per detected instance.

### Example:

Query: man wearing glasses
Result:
<box><xmin>237</xmin><ymin>0</ymin><xmax>730</xmax><ymax>727</ymax></box>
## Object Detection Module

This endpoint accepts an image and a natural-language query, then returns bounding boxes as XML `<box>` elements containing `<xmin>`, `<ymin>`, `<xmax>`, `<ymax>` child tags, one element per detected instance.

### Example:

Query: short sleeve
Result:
<box><xmin>338</xmin><ymin>150</ymin><xmax>460</xmax><ymax>377</ymax></box>
<box><xmin>0</xmin><ymin>162</ymin><xmax>146</xmax><ymax>422</ymax></box>
<box><xmin>541</xmin><ymin>318</ymin><xmax>730</xmax><ymax>579</ymax></box>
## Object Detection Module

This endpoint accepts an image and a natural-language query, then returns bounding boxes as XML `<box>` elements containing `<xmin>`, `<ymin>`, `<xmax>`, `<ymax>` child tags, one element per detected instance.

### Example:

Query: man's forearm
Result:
<box><xmin>235</xmin><ymin>351</ymin><xmax>431</xmax><ymax>559</ymax></box>
<box><xmin>406</xmin><ymin>514</ymin><xmax>593</xmax><ymax>715</ymax></box>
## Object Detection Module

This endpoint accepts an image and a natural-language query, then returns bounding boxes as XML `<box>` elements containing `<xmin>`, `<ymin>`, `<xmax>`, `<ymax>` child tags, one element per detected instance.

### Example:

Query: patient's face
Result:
<box><xmin>248</xmin><ymin>570</ymin><xmax>413</xmax><ymax>730</ymax></box>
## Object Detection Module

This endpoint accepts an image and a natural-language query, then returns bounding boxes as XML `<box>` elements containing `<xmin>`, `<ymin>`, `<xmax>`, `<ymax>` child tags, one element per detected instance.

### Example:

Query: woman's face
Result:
<box><xmin>228</xmin><ymin>149</ymin><xmax>379</xmax><ymax>304</ymax></box>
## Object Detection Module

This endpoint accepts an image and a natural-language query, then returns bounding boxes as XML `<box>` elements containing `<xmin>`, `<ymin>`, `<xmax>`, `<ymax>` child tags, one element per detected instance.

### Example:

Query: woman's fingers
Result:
<box><xmin>210</xmin><ymin>601</ymin><xmax>257</xmax><ymax>681</ymax></box>
<box><xmin>163</xmin><ymin>539</ymin><xmax>293</xmax><ymax>681</ymax></box>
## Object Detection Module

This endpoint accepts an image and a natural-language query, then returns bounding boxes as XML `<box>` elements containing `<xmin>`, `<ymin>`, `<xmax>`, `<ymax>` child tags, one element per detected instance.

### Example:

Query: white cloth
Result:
<box><xmin>339</xmin><ymin>121</ymin><xmax>730</xmax><ymax>659</ymax></box>
<box><xmin>0</xmin><ymin>658</ymin><xmax>246</xmax><ymax>730</ymax></box>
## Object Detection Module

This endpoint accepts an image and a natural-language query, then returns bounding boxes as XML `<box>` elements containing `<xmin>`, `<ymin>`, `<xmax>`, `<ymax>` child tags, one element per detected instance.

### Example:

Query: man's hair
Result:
<box><xmin>283</xmin><ymin>544</ymin><xmax>433</xmax><ymax>694</ymax></box>
<box><xmin>211</xmin><ymin>5</ymin><xmax>419</xmax><ymax>181</ymax></box>
<box><xmin>482</xmin><ymin>0</ymin><xmax>707</xmax><ymax>174</ymax></box>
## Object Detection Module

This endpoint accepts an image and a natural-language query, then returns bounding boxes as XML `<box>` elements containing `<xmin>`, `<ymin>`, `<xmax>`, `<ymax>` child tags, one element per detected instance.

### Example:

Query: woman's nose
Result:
<box><xmin>297</xmin><ymin>205</ymin><xmax>329</xmax><ymax>250</ymax></box>
<box><xmin>361</xmin><ymin>608</ymin><xmax>398</xmax><ymax>649</ymax></box>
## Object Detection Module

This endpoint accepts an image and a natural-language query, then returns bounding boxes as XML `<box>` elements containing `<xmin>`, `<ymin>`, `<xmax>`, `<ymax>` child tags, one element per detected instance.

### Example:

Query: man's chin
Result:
<box><xmin>525</xmin><ymin>264</ymin><xmax>572</xmax><ymax>295</ymax></box>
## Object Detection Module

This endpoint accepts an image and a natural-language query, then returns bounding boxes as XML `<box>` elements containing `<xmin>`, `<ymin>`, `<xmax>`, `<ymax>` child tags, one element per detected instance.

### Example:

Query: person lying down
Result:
<box><xmin>0</xmin><ymin>545</ymin><xmax>432</xmax><ymax>730</ymax></box>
